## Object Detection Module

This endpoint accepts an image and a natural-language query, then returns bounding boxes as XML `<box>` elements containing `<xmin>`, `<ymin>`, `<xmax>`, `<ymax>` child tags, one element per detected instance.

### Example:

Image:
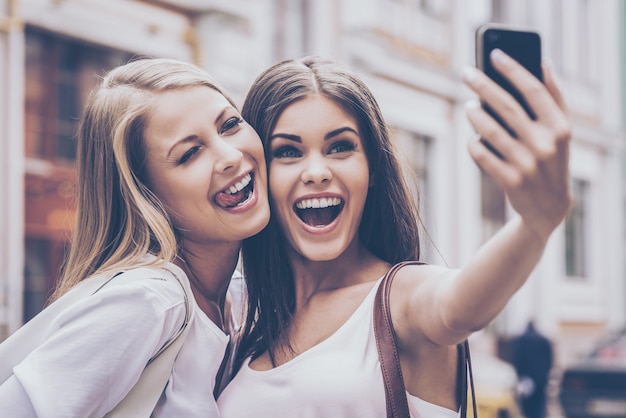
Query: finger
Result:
<box><xmin>490</xmin><ymin>49</ymin><xmax>565</xmax><ymax>129</ymax></box>
<box><xmin>465</xmin><ymin>100</ymin><xmax>533</xmax><ymax>165</ymax></box>
<box><xmin>534</xmin><ymin>124</ymin><xmax>571</xmax><ymax>197</ymax></box>
<box><xmin>542</xmin><ymin>62</ymin><xmax>568</xmax><ymax>113</ymax></box>
<box><xmin>462</xmin><ymin>65</ymin><xmax>534</xmax><ymax>142</ymax></box>
<box><xmin>467</xmin><ymin>137</ymin><xmax>522</xmax><ymax>190</ymax></box>
<box><xmin>489</xmin><ymin>51</ymin><xmax>572</xmax><ymax>158</ymax></box>
<box><xmin>540</xmin><ymin>65</ymin><xmax>572</xmax><ymax>154</ymax></box>
<box><xmin>468</xmin><ymin>103</ymin><xmax>569</xmax><ymax>201</ymax></box>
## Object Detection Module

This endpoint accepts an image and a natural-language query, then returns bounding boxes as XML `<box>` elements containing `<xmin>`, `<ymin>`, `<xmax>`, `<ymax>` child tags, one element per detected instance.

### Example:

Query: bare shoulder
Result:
<box><xmin>389</xmin><ymin>263</ymin><xmax>457</xmax><ymax>347</ymax></box>
<box><xmin>388</xmin><ymin>263</ymin><xmax>449</xmax><ymax>321</ymax></box>
<box><xmin>391</xmin><ymin>262</ymin><xmax>452</xmax><ymax>291</ymax></box>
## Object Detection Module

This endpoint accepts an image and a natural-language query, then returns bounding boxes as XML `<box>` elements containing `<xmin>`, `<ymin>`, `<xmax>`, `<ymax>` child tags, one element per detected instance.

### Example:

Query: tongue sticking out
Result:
<box><xmin>216</xmin><ymin>189</ymin><xmax>247</xmax><ymax>208</ymax></box>
<box><xmin>299</xmin><ymin>207</ymin><xmax>340</xmax><ymax>227</ymax></box>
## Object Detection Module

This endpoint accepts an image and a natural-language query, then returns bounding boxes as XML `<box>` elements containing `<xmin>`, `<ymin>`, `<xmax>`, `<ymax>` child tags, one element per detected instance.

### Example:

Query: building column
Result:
<box><xmin>0</xmin><ymin>0</ymin><xmax>25</xmax><ymax>339</ymax></box>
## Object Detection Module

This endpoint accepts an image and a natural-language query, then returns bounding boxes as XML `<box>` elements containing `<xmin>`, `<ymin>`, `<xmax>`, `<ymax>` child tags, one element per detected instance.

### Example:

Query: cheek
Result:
<box><xmin>350</xmin><ymin>158</ymin><xmax>371</xmax><ymax>189</ymax></box>
<box><xmin>269</xmin><ymin>180</ymin><xmax>286</xmax><ymax>210</ymax></box>
<box><xmin>154</xmin><ymin>186</ymin><xmax>183</xmax><ymax>215</ymax></box>
<box><xmin>268</xmin><ymin>165</ymin><xmax>294</xmax><ymax>214</ymax></box>
<box><xmin>243</xmin><ymin>129</ymin><xmax>266</xmax><ymax>160</ymax></box>
<box><xmin>251</xmin><ymin>141</ymin><xmax>266</xmax><ymax>165</ymax></box>
<box><xmin>153</xmin><ymin>173</ymin><xmax>199</xmax><ymax>209</ymax></box>
<box><xmin>268</xmin><ymin>163</ymin><xmax>285</xmax><ymax>194</ymax></box>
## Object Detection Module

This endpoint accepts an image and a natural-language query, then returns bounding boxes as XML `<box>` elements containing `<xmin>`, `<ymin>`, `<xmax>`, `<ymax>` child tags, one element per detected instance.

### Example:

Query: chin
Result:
<box><xmin>296</xmin><ymin>243</ymin><xmax>345</xmax><ymax>262</ymax></box>
<box><xmin>243</xmin><ymin>224</ymin><xmax>269</xmax><ymax>239</ymax></box>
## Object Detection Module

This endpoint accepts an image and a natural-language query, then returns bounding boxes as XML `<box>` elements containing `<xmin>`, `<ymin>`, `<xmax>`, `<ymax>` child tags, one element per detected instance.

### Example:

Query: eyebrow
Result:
<box><xmin>166</xmin><ymin>135</ymin><xmax>198</xmax><ymax>159</ymax></box>
<box><xmin>166</xmin><ymin>107</ymin><xmax>230</xmax><ymax>158</ymax></box>
<box><xmin>269</xmin><ymin>126</ymin><xmax>358</xmax><ymax>143</ymax></box>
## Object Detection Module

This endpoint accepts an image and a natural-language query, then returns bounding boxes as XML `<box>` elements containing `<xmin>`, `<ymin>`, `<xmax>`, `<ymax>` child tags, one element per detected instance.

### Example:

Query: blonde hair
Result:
<box><xmin>53</xmin><ymin>58</ymin><xmax>235</xmax><ymax>300</ymax></box>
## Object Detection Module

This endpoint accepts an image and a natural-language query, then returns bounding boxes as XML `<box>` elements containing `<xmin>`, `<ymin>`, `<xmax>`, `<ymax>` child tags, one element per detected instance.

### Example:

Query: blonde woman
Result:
<box><xmin>0</xmin><ymin>58</ymin><xmax>269</xmax><ymax>417</ymax></box>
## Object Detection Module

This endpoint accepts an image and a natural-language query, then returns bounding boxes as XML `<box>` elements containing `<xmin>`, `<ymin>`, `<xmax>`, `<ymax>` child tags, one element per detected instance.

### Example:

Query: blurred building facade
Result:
<box><xmin>0</xmin><ymin>0</ymin><xmax>624</xmax><ymax>371</ymax></box>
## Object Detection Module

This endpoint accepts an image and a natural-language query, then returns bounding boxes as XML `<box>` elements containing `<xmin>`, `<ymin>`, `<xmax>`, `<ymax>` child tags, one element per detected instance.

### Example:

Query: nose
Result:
<box><xmin>214</xmin><ymin>140</ymin><xmax>243</xmax><ymax>173</ymax></box>
<box><xmin>301</xmin><ymin>155</ymin><xmax>332</xmax><ymax>185</ymax></box>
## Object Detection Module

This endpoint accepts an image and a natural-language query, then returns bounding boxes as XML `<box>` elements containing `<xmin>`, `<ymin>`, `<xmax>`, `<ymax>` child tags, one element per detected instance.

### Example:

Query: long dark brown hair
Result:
<box><xmin>238</xmin><ymin>56</ymin><xmax>422</xmax><ymax>368</ymax></box>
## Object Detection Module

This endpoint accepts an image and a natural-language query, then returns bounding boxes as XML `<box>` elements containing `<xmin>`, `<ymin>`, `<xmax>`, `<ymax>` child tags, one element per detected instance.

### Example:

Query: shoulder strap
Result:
<box><xmin>459</xmin><ymin>340</ymin><xmax>478</xmax><ymax>418</ymax></box>
<box><xmin>0</xmin><ymin>266</ymin><xmax>194</xmax><ymax>417</ymax></box>
<box><xmin>373</xmin><ymin>262</ymin><xmax>416</xmax><ymax>418</ymax></box>
<box><xmin>373</xmin><ymin>261</ymin><xmax>477</xmax><ymax>418</ymax></box>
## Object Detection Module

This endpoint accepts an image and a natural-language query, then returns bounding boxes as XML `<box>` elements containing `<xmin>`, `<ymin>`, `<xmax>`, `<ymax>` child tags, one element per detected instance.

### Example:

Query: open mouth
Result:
<box><xmin>215</xmin><ymin>173</ymin><xmax>254</xmax><ymax>208</ymax></box>
<box><xmin>294</xmin><ymin>197</ymin><xmax>344</xmax><ymax>227</ymax></box>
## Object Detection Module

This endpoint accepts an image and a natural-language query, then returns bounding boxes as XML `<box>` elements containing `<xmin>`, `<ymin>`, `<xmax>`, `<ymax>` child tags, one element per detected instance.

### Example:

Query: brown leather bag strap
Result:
<box><xmin>374</xmin><ymin>261</ymin><xmax>419</xmax><ymax>418</ymax></box>
<box><xmin>373</xmin><ymin>261</ymin><xmax>478</xmax><ymax>418</ymax></box>
<box><xmin>457</xmin><ymin>342</ymin><xmax>468</xmax><ymax>418</ymax></box>
<box><xmin>457</xmin><ymin>339</ymin><xmax>478</xmax><ymax>418</ymax></box>
<box><xmin>465</xmin><ymin>340</ymin><xmax>478</xmax><ymax>418</ymax></box>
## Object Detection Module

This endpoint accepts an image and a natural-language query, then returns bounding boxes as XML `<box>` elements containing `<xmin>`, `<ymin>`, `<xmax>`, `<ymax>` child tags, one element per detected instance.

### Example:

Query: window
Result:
<box><xmin>23</xmin><ymin>238</ymin><xmax>69</xmax><ymax>322</ymax></box>
<box><xmin>25</xmin><ymin>26</ymin><xmax>134</xmax><ymax>164</ymax></box>
<box><xmin>392</xmin><ymin>130</ymin><xmax>431</xmax><ymax>218</ymax></box>
<box><xmin>391</xmin><ymin>129</ymin><xmax>433</xmax><ymax>258</ymax></box>
<box><xmin>23</xmin><ymin>27</ymin><xmax>134</xmax><ymax>320</ymax></box>
<box><xmin>565</xmin><ymin>178</ymin><xmax>589</xmax><ymax>278</ymax></box>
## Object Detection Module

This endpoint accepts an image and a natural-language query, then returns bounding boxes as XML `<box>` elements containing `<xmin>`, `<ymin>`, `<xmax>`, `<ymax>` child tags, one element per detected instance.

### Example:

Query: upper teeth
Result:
<box><xmin>296</xmin><ymin>197</ymin><xmax>342</xmax><ymax>209</ymax></box>
<box><xmin>226</xmin><ymin>174</ymin><xmax>252</xmax><ymax>195</ymax></box>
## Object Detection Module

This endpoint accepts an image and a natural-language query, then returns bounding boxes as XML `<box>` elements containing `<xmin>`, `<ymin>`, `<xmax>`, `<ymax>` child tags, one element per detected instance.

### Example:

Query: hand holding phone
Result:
<box><xmin>466</xmin><ymin>24</ymin><xmax>572</xmax><ymax>239</ymax></box>
<box><xmin>475</xmin><ymin>24</ymin><xmax>542</xmax><ymax>137</ymax></box>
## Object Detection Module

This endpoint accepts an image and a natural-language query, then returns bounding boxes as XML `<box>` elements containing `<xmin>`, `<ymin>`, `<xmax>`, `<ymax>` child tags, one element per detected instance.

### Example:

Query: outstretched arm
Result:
<box><xmin>393</xmin><ymin>49</ymin><xmax>571</xmax><ymax>347</ymax></box>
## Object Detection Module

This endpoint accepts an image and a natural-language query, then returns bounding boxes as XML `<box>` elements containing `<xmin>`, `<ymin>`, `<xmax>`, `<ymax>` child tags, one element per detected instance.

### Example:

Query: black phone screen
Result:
<box><xmin>476</xmin><ymin>25</ymin><xmax>542</xmax><ymax>130</ymax></box>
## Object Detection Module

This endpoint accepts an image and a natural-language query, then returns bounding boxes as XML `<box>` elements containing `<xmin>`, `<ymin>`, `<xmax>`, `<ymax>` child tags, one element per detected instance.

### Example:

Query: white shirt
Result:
<box><xmin>0</xmin><ymin>258</ymin><xmax>229</xmax><ymax>418</ymax></box>
<box><xmin>217</xmin><ymin>277</ymin><xmax>459</xmax><ymax>418</ymax></box>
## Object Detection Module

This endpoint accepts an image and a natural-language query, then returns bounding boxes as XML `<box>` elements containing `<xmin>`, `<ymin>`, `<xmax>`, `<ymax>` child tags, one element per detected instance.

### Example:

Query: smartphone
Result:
<box><xmin>475</xmin><ymin>24</ymin><xmax>542</xmax><ymax>136</ymax></box>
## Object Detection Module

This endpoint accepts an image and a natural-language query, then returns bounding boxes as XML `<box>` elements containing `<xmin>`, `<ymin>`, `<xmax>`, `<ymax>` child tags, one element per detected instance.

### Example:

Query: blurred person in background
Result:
<box><xmin>0</xmin><ymin>57</ymin><xmax>269</xmax><ymax>417</ymax></box>
<box><xmin>512</xmin><ymin>321</ymin><xmax>554</xmax><ymax>418</ymax></box>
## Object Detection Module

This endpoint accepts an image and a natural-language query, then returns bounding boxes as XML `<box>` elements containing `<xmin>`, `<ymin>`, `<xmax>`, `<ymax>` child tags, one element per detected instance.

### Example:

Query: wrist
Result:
<box><xmin>516</xmin><ymin>215</ymin><xmax>555</xmax><ymax>246</ymax></box>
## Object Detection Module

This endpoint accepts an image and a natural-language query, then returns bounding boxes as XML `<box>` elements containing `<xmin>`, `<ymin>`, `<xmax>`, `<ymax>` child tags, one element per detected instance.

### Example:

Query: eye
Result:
<box><xmin>220</xmin><ymin>116</ymin><xmax>244</xmax><ymax>134</ymax></box>
<box><xmin>271</xmin><ymin>145</ymin><xmax>302</xmax><ymax>160</ymax></box>
<box><xmin>328</xmin><ymin>140</ymin><xmax>357</xmax><ymax>155</ymax></box>
<box><xmin>178</xmin><ymin>145</ymin><xmax>202</xmax><ymax>165</ymax></box>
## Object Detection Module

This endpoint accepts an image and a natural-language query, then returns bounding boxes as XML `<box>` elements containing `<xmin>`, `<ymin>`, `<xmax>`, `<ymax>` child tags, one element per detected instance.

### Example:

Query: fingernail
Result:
<box><xmin>462</xmin><ymin>66</ymin><xmax>479</xmax><ymax>83</ymax></box>
<box><xmin>491</xmin><ymin>48</ymin><xmax>510</xmax><ymax>64</ymax></box>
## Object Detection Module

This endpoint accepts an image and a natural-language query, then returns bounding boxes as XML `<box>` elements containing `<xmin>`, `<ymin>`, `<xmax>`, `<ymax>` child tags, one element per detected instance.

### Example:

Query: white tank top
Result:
<box><xmin>217</xmin><ymin>277</ymin><xmax>459</xmax><ymax>418</ymax></box>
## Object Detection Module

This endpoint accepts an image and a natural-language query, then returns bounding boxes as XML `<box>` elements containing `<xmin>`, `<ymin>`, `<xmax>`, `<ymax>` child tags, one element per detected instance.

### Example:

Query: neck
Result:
<box><xmin>175</xmin><ymin>240</ymin><xmax>241</xmax><ymax>329</ymax></box>
<box><xmin>289</xmin><ymin>241</ymin><xmax>385</xmax><ymax>304</ymax></box>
